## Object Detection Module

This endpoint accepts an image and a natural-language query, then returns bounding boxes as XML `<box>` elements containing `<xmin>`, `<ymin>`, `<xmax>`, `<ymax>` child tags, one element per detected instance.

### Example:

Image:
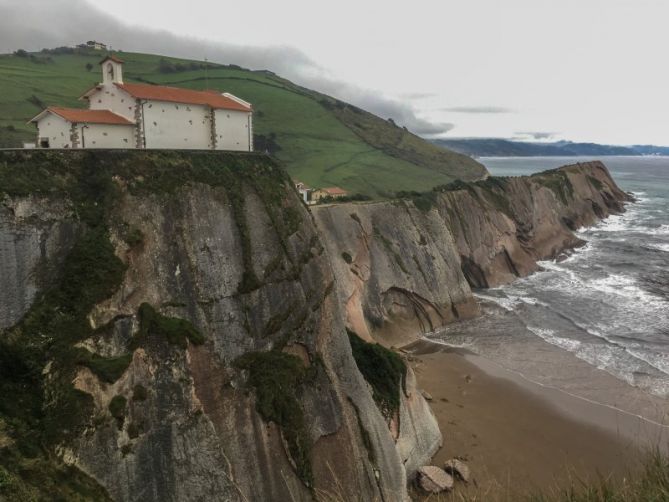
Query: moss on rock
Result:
<box><xmin>133</xmin><ymin>303</ymin><xmax>205</xmax><ymax>350</ymax></box>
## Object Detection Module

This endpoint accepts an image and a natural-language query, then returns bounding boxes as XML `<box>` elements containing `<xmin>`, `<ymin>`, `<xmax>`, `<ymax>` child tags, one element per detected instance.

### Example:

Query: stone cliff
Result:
<box><xmin>0</xmin><ymin>151</ymin><xmax>438</xmax><ymax>502</ymax></box>
<box><xmin>313</xmin><ymin>161</ymin><xmax>631</xmax><ymax>343</ymax></box>
<box><xmin>0</xmin><ymin>152</ymin><xmax>628</xmax><ymax>501</ymax></box>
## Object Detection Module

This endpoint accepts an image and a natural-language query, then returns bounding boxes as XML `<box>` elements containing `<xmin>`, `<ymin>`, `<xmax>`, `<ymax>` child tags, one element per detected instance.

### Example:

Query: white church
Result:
<box><xmin>29</xmin><ymin>55</ymin><xmax>253</xmax><ymax>151</ymax></box>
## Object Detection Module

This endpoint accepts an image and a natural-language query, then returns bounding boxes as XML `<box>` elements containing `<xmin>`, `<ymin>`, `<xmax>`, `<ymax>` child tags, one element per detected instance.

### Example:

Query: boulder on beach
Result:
<box><xmin>417</xmin><ymin>466</ymin><xmax>454</xmax><ymax>493</ymax></box>
<box><xmin>421</xmin><ymin>390</ymin><xmax>433</xmax><ymax>401</ymax></box>
<box><xmin>444</xmin><ymin>458</ymin><xmax>471</xmax><ymax>483</ymax></box>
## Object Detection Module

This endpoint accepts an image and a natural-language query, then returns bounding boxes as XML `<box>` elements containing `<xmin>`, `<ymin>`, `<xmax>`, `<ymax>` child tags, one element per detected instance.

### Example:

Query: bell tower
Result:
<box><xmin>99</xmin><ymin>55</ymin><xmax>124</xmax><ymax>85</ymax></box>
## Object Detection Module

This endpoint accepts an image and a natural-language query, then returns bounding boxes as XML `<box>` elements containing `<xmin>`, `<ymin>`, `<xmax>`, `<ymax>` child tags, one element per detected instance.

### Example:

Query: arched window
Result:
<box><xmin>107</xmin><ymin>63</ymin><xmax>114</xmax><ymax>81</ymax></box>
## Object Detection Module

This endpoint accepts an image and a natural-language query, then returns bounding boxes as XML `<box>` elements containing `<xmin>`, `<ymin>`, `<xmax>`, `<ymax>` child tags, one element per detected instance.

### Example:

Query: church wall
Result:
<box><xmin>142</xmin><ymin>100</ymin><xmax>211</xmax><ymax>149</ymax></box>
<box><xmin>37</xmin><ymin>114</ymin><xmax>72</xmax><ymax>148</ymax></box>
<box><xmin>214</xmin><ymin>109</ymin><xmax>252</xmax><ymax>151</ymax></box>
<box><xmin>78</xmin><ymin>124</ymin><xmax>135</xmax><ymax>149</ymax></box>
<box><xmin>88</xmin><ymin>85</ymin><xmax>136</xmax><ymax>121</ymax></box>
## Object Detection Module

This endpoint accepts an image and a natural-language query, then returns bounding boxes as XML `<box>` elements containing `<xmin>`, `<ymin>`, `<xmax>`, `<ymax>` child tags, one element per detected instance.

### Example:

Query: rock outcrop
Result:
<box><xmin>0</xmin><ymin>151</ymin><xmax>629</xmax><ymax>502</ymax></box>
<box><xmin>417</xmin><ymin>465</ymin><xmax>454</xmax><ymax>493</ymax></box>
<box><xmin>0</xmin><ymin>151</ymin><xmax>428</xmax><ymax>502</ymax></box>
<box><xmin>314</xmin><ymin>161</ymin><xmax>630</xmax><ymax>342</ymax></box>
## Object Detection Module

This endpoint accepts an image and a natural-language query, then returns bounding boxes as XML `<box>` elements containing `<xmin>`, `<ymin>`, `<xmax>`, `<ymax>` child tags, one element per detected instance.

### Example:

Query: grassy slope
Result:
<box><xmin>0</xmin><ymin>49</ymin><xmax>486</xmax><ymax>197</ymax></box>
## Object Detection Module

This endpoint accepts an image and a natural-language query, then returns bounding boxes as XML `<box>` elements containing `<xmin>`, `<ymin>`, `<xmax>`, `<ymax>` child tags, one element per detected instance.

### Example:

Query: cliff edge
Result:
<box><xmin>313</xmin><ymin>161</ymin><xmax>631</xmax><ymax>344</ymax></box>
<box><xmin>0</xmin><ymin>152</ymin><xmax>629</xmax><ymax>501</ymax></box>
<box><xmin>0</xmin><ymin>150</ymin><xmax>439</xmax><ymax>501</ymax></box>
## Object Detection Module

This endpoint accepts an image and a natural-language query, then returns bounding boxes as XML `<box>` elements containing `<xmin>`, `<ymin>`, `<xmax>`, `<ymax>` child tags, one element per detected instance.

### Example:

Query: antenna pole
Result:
<box><xmin>204</xmin><ymin>57</ymin><xmax>209</xmax><ymax>90</ymax></box>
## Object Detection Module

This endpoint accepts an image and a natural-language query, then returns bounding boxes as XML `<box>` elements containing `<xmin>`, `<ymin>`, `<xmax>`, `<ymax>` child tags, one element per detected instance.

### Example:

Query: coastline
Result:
<box><xmin>405</xmin><ymin>338</ymin><xmax>668</xmax><ymax>499</ymax></box>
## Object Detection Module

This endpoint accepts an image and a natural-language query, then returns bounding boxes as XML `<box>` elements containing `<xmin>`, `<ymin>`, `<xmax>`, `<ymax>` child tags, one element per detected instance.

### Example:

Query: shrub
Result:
<box><xmin>108</xmin><ymin>395</ymin><xmax>127</xmax><ymax>428</ymax></box>
<box><xmin>75</xmin><ymin>350</ymin><xmax>132</xmax><ymax>383</ymax></box>
<box><xmin>347</xmin><ymin>331</ymin><xmax>406</xmax><ymax>419</ymax></box>
<box><xmin>127</xmin><ymin>422</ymin><xmax>140</xmax><ymax>439</ymax></box>
<box><xmin>132</xmin><ymin>384</ymin><xmax>148</xmax><ymax>402</ymax></box>
<box><xmin>234</xmin><ymin>351</ymin><xmax>317</xmax><ymax>486</ymax></box>
<box><xmin>133</xmin><ymin>303</ymin><xmax>205</xmax><ymax>349</ymax></box>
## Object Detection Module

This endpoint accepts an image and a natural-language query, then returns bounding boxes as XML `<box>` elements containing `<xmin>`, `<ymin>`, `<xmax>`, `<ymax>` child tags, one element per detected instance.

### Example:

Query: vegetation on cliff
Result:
<box><xmin>348</xmin><ymin>331</ymin><xmax>407</xmax><ymax>419</ymax></box>
<box><xmin>233</xmin><ymin>350</ymin><xmax>319</xmax><ymax>487</ymax></box>
<box><xmin>0</xmin><ymin>49</ymin><xmax>486</xmax><ymax>196</ymax></box>
<box><xmin>133</xmin><ymin>303</ymin><xmax>205</xmax><ymax>349</ymax></box>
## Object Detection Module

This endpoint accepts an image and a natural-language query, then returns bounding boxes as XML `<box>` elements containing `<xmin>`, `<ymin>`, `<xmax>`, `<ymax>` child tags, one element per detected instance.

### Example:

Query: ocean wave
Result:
<box><xmin>648</xmin><ymin>243</ymin><xmax>669</xmax><ymax>253</ymax></box>
<box><xmin>625</xmin><ymin>347</ymin><xmax>669</xmax><ymax>377</ymax></box>
<box><xmin>523</xmin><ymin>261</ymin><xmax>667</xmax><ymax>313</ymax></box>
<box><xmin>526</xmin><ymin>325</ymin><xmax>669</xmax><ymax>397</ymax></box>
<box><xmin>474</xmin><ymin>292</ymin><xmax>522</xmax><ymax>311</ymax></box>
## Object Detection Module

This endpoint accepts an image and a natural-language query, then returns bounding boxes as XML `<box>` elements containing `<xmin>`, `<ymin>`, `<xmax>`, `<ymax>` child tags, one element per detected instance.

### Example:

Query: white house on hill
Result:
<box><xmin>29</xmin><ymin>55</ymin><xmax>253</xmax><ymax>151</ymax></box>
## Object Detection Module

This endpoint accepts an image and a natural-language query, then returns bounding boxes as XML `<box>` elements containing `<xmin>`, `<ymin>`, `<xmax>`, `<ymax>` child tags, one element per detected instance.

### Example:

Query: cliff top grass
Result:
<box><xmin>0</xmin><ymin>48</ymin><xmax>487</xmax><ymax>197</ymax></box>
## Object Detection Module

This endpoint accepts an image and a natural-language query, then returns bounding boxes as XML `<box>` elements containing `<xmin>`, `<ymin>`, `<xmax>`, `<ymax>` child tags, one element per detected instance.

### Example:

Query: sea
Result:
<box><xmin>431</xmin><ymin>156</ymin><xmax>669</xmax><ymax>402</ymax></box>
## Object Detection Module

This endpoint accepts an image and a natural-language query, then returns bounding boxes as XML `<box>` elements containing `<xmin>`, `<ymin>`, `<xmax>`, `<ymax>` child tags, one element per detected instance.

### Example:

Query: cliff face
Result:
<box><xmin>0</xmin><ymin>151</ymin><xmax>438</xmax><ymax>502</ymax></box>
<box><xmin>314</xmin><ymin>161</ymin><xmax>630</xmax><ymax>341</ymax></box>
<box><xmin>0</xmin><ymin>153</ymin><xmax>628</xmax><ymax>502</ymax></box>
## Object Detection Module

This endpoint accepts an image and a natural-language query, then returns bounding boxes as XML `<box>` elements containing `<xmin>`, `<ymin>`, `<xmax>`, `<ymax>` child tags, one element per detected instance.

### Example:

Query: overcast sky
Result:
<box><xmin>1</xmin><ymin>0</ymin><xmax>668</xmax><ymax>145</ymax></box>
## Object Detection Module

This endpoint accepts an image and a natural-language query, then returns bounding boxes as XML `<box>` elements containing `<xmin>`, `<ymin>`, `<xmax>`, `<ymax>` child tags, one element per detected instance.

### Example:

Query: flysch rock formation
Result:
<box><xmin>313</xmin><ymin>161</ymin><xmax>630</xmax><ymax>343</ymax></box>
<box><xmin>0</xmin><ymin>151</ymin><xmax>629</xmax><ymax>502</ymax></box>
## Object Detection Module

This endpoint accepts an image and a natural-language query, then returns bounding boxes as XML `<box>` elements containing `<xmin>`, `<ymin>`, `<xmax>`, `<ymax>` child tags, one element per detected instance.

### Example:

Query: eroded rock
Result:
<box><xmin>444</xmin><ymin>458</ymin><xmax>470</xmax><ymax>483</ymax></box>
<box><xmin>417</xmin><ymin>466</ymin><xmax>454</xmax><ymax>493</ymax></box>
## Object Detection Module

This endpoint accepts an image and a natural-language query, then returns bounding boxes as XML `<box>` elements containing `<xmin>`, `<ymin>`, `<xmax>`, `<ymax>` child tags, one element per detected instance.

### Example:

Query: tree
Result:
<box><xmin>85</xmin><ymin>63</ymin><xmax>94</xmax><ymax>71</ymax></box>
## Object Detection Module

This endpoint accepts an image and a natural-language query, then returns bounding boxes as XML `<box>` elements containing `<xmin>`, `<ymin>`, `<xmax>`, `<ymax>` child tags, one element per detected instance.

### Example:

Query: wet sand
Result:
<box><xmin>404</xmin><ymin>339</ymin><xmax>668</xmax><ymax>499</ymax></box>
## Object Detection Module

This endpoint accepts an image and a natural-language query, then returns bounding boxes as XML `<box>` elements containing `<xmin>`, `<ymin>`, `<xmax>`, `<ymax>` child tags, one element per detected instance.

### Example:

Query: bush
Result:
<box><xmin>75</xmin><ymin>349</ymin><xmax>132</xmax><ymax>383</ymax></box>
<box><xmin>158</xmin><ymin>58</ymin><xmax>176</xmax><ymax>73</ymax></box>
<box><xmin>26</xmin><ymin>95</ymin><xmax>45</xmax><ymax>109</ymax></box>
<box><xmin>347</xmin><ymin>331</ymin><xmax>406</xmax><ymax>419</ymax></box>
<box><xmin>234</xmin><ymin>351</ymin><xmax>317</xmax><ymax>486</ymax></box>
<box><xmin>132</xmin><ymin>384</ymin><xmax>148</xmax><ymax>402</ymax></box>
<box><xmin>316</xmin><ymin>193</ymin><xmax>372</xmax><ymax>204</ymax></box>
<box><xmin>133</xmin><ymin>303</ymin><xmax>205</xmax><ymax>349</ymax></box>
<box><xmin>108</xmin><ymin>395</ymin><xmax>127</xmax><ymax>428</ymax></box>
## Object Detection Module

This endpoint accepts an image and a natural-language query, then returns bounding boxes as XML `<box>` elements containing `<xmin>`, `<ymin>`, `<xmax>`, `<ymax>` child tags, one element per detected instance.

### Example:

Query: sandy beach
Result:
<box><xmin>405</xmin><ymin>339</ymin><xmax>669</xmax><ymax>500</ymax></box>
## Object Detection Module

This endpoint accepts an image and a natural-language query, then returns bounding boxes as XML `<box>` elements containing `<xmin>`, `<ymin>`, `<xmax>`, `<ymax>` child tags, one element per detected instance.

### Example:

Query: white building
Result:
<box><xmin>29</xmin><ymin>55</ymin><xmax>253</xmax><ymax>151</ymax></box>
<box><xmin>77</xmin><ymin>41</ymin><xmax>107</xmax><ymax>51</ymax></box>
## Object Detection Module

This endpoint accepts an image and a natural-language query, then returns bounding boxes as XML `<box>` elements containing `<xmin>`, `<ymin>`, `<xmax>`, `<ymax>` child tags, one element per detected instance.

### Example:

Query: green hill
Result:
<box><xmin>0</xmin><ymin>48</ymin><xmax>486</xmax><ymax>197</ymax></box>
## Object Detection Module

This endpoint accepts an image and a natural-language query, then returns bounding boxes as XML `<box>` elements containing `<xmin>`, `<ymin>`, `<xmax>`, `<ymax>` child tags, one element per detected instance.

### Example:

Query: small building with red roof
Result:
<box><xmin>29</xmin><ymin>55</ymin><xmax>253</xmax><ymax>151</ymax></box>
<box><xmin>312</xmin><ymin>186</ymin><xmax>348</xmax><ymax>202</ymax></box>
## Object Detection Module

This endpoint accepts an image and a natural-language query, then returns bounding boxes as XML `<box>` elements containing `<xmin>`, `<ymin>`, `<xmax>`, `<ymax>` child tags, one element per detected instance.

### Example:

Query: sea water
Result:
<box><xmin>467</xmin><ymin>156</ymin><xmax>669</xmax><ymax>399</ymax></box>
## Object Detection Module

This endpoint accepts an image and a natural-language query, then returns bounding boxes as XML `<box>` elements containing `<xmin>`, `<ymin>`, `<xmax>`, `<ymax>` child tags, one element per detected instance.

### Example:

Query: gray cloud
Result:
<box><xmin>442</xmin><ymin>106</ymin><xmax>515</xmax><ymax>114</ymax></box>
<box><xmin>400</xmin><ymin>92</ymin><xmax>438</xmax><ymax>100</ymax></box>
<box><xmin>0</xmin><ymin>0</ymin><xmax>450</xmax><ymax>136</ymax></box>
<box><xmin>514</xmin><ymin>131</ymin><xmax>560</xmax><ymax>140</ymax></box>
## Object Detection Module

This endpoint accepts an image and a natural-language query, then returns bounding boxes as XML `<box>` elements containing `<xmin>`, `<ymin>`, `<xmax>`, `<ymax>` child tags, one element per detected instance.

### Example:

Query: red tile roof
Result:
<box><xmin>41</xmin><ymin>107</ymin><xmax>134</xmax><ymax>125</ymax></box>
<box><xmin>100</xmin><ymin>55</ymin><xmax>124</xmax><ymax>65</ymax></box>
<box><xmin>115</xmin><ymin>83</ymin><xmax>252</xmax><ymax>112</ymax></box>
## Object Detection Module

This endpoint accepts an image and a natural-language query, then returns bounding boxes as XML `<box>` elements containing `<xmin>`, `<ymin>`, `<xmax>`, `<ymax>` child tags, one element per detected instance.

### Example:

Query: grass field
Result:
<box><xmin>0</xmin><ymin>48</ymin><xmax>486</xmax><ymax>197</ymax></box>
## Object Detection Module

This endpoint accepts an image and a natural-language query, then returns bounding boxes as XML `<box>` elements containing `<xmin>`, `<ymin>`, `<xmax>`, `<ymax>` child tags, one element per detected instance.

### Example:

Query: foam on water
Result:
<box><xmin>477</xmin><ymin>156</ymin><xmax>669</xmax><ymax>401</ymax></box>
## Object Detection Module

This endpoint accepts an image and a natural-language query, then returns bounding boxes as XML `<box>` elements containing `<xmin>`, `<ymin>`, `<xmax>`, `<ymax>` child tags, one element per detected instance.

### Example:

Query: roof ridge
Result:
<box><xmin>114</xmin><ymin>82</ymin><xmax>251</xmax><ymax>112</ymax></box>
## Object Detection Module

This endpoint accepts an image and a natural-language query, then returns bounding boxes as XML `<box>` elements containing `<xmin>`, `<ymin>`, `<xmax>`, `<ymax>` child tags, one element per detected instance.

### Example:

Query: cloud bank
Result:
<box><xmin>442</xmin><ymin>106</ymin><xmax>515</xmax><ymax>114</ymax></box>
<box><xmin>0</xmin><ymin>0</ymin><xmax>449</xmax><ymax>135</ymax></box>
<box><xmin>514</xmin><ymin>131</ymin><xmax>560</xmax><ymax>141</ymax></box>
